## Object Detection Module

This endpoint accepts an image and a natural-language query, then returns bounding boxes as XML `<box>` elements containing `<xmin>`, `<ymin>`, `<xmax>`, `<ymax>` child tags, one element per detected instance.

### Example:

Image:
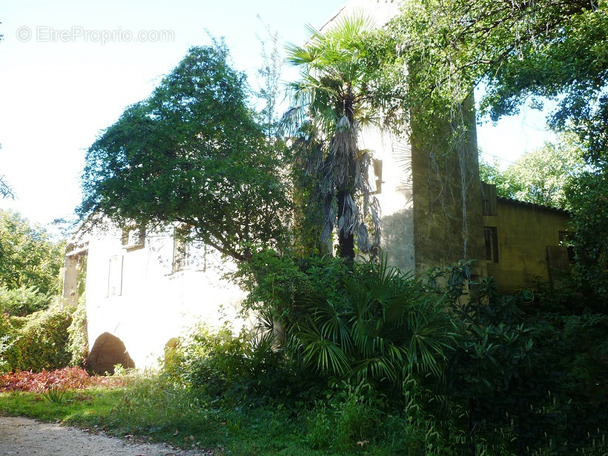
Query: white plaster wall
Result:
<box><xmin>84</xmin><ymin>226</ymin><xmax>247</xmax><ymax>369</ymax></box>
<box><xmin>359</xmin><ymin>125</ymin><xmax>415</xmax><ymax>272</ymax></box>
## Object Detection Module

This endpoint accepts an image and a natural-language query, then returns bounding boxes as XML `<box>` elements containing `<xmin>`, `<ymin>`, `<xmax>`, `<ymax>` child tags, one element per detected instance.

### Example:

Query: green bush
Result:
<box><xmin>168</xmin><ymin>323</ymin><xmax>314</xmax><ymax>406</ymax></box>
<box><xmin>305</xmin><ymin>382</ymin><xmax>383</xmax><ymax>452</ymax></box>
<box><xmin>415</xmin><ymin>261</ymin><xmax>608</xmax><ymax>455</ymax></box>
<box><xmin>66</xmin><ymin>294</ymin><xmax>88</xmax><ymax>366</ymax></box>
<box><xmin>241</xmin><ymin>252</ymin><xmax>456</xmax><ymax>404</ymax></box>
<box><xmin>0</xmin><ymin>286</ymin><xmax>51</xmax><ymax>316</ymax></box>
<box><xmin>184</xmin><ymin>254</ymin><xmax>608</xmax><ymax>454</ymax></box>
<box><xmin>237</xmin><ymin>250</ymin><xmax>349</xmax><ymax>328</ymax></box>
<box><xmin>0</xmin><ymin>313</ymin><xmax>17</xmax><ymax>373</ymax></box>
<box><xmin>1</xmin><ymin>302</ymin><xmax>73</xmax><ymax>373</ymax></box>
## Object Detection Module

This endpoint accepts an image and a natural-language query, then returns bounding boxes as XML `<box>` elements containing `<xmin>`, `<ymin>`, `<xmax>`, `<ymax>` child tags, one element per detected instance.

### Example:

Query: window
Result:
<box><xmin>107</xmin><ymin>255</ymin><xmax>123</xmax><ymax>296</ymax></box>
<box><xmin>559</xmin><ymin>231</ymin><xmax>575</xmax><ymax>263</ymax></box>
<box><xmin>484</xmin><ymin>226</ymin><xmax>499</xmax><ymax>263</ymax></box>
<box><xmin>121</xmin><ymin>226</ymin><xmax>145</xmax><ymax>250</ymax></box>
<box><xmin>172</xmin><ymin>226</ymin><xmax>207</xmax><ymax>272</ymax></box>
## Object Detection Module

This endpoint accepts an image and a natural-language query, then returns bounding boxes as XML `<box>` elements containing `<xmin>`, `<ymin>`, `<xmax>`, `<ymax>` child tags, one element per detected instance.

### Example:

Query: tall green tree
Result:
<box><xmin>254</xmin><ymin>20</ymin><xmax>283</xmax><ymax>139</ymax></box>
<box><xmin>480</xmin><ymin>134</ymin><xmax>586</xmax><ymax>210</ymax></box>
<box><xmin>566</xmin><ymin>170</ymin><xmax>608</xmax><ymax>298</ymax></box>
<box><xmin>0</xmin><ymin>210</ymin><xmax>64</xmax><ymax>296</ymax></box>
<box><xmin>285</xmin><ymin>16</ymin><xmax>383</xmax><ymax>260</ymax></box>
<box><xmin>384</xmin><ymin>0</ymin><xmax>607</xmax><ymax>142</ymax></box>
<box><xmin>79</xmin><ymin>42</ymin><xmax>288</xmax><ymax>262</ymax></box>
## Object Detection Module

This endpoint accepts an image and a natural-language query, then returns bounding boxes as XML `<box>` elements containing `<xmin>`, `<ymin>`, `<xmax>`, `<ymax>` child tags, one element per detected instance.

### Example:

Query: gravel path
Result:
<box><xmin>0</xmin><ymin>416</ymin><xmax>214</xmax><ymax>456</ymax></box>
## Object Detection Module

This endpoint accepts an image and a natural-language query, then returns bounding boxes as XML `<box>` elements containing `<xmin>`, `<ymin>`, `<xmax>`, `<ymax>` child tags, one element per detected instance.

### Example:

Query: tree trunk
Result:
<box><xmin>337</xmin><ymin>189</ymin><xmax>355</xmax><ymax>260</ymax></box>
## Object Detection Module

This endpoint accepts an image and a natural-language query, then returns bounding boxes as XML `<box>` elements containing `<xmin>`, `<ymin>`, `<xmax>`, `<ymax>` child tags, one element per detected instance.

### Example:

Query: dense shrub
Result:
<box><xmin>411</xmin><ymin>261</ymin><xmax>608</xmax><ymax>455</ymax></box>
<box><xmin>0</xmin><ymin>313</ymin><xmax>17</xmax><ymax>373</ymax></box>
<box><xmin>240</xmin><ymin>252</ymin><xmax>455</xmax><ymax>379</ymax></box>
<box><xmin>566</xmin><ymin>171</ymin><xmax>608</xmax><ymax>302</ymax></box>
<box><xmin>305</xmin><ymin>381</ymin><xmax>384</xmax><ymax>452</ymax></box>
<box><xmin>0</xmin><ymin>286</ymin><xmax>51</xmax><ymax>316</ymax></box>
<box><xmin>167</xmin><ymin>323</ymin><xmax>316</xmax><ymax>406</ymax></box>
<box><xmin>237</xmin><ymin>250</ymin><xmax>350</xmax><ymax>327</ymax></box>
<box><xmin>290</xmin><ymin>258</ymin><xmax>455</xmax><ymax>398</ymax></box>
<box><xmin>66</xmin><ymin>294</ymin><xmax>88</xmax><ymax>367</ymax></box>
<box><xmin>1</xmin><ymin>302</ymin><xmax>73</xmax><ymax>373</ymax></box>
<box><xmin>235</xmin><ymin>253</ymin><xmax>608</xmax><ymax>454</ymax></box>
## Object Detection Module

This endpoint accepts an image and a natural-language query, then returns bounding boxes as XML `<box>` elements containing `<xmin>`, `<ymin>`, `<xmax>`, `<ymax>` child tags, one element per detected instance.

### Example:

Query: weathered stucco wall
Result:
<box><xmin>83</xmin><ymin>225</ymin><xmax>247</xmax><ymax>369</ymax></box>
<box><xmin>409</xmin><ymin>97</ymin><xmax>486</xmax><ymax>274</ymax></box>
<box><xmin>484</xmin><ymin>199</ymin><xmax>570</xmax><ymax>291</ymax></box>
<box><xmin>358</xmin><ymin>126</ymin><xmax>415</xmax><ymax>272</ymax></box>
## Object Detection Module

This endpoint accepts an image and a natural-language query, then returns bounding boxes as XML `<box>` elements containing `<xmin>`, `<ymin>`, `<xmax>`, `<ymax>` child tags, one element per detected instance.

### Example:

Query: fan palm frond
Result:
<box><xmin>296</xmin><ymin>320</ymin><xmax>350</xmax><ymax>376</ymax></box>
<box><xmin>285</xmin><ymin>13</ymin><xmax>384</xmax><ymax>259</ymax></box>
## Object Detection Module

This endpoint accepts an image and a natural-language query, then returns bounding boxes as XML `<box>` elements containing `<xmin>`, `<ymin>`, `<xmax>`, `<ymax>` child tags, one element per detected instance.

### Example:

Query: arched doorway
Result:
<box><xmin>87</xmin><ymin>332</ymin><xmax>135</xmax><ymax>375</ymax></box>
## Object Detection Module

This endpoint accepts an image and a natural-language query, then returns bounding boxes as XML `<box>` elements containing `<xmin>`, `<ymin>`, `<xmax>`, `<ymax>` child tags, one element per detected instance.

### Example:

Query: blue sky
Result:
<box><xmin>0</xmin><ymin>0</ymin><xmax>553</xmax><ymax>229</ymax></box>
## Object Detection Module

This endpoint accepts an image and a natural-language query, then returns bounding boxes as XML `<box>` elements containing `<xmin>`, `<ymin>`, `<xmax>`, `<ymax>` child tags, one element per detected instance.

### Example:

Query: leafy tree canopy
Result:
<box><xmin>79</xmin><ymin>42</ymin><xmax>288</xmax><ymax>262</ymax></box>
<box><xmin>0</xmin><ymin>210</ymin><xmax>64</xmax><ymax>296</ymax></box>
<box><xmin>380</xmin><ymin>0</ymin><xmax>606</xmax><ymax>162</ymax></box>
<box><xmin>480</xmin><ymin>133</ymin><xmax>586</xmax><ymax>209</ymax></box>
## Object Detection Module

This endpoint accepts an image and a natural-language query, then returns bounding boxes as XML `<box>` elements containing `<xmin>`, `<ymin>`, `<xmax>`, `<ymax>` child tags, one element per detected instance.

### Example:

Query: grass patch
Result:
<box><xmin>0</xmin><ymin>388</ymin><xmax>123</xmax><ymax>425</ymax></box>
<box><xmin>0</xmin><ymin>372</ymin><xmax>408</xmax><ymax>455</ymax></box>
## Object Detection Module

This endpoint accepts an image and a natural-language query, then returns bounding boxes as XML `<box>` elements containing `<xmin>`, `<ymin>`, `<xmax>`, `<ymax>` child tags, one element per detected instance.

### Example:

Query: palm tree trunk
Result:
<box><xmin>337</xmin><ymin>189</ymin><xmax>355</xmax><ymax>260</ymax></box>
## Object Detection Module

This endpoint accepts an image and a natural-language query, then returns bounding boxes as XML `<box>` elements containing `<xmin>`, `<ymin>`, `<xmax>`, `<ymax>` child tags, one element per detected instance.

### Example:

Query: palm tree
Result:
<box><xmin>285</xmin><ymin>15</ymin><xmax>381</xmax><ymax>260</ymax></box>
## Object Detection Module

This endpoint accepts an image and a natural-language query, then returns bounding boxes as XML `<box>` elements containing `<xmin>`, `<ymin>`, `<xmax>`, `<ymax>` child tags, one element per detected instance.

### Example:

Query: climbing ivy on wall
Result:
<box><xmin>366</xmin><ymin>0</ymin><xmax>608</xmax><ymax>271</ymax></box>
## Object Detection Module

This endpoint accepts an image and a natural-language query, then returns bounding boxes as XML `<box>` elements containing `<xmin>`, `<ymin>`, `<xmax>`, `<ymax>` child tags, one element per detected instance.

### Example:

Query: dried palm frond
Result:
<box><xmin>338</xmin><ymin>192</ymin><xmax>359</xmax><ymax>235</ymax></box>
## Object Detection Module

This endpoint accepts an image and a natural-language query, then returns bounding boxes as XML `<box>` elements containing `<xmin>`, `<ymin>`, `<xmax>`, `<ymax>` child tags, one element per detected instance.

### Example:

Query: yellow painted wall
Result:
<box><xmin>484</xmin><ymin>199</ymin><xmax>570</xmax><ymax>292</ymax></box>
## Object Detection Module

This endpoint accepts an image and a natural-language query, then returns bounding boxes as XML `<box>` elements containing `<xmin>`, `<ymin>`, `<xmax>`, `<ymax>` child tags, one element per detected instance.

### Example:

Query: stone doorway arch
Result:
<box><xmin>87</xmin><ymin>332</ymin><xmax>135</xmax><ymax>375</ymax></box>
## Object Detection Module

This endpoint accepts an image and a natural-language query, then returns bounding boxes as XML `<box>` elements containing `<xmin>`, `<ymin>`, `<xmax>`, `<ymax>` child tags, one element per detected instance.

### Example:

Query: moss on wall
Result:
<box><xmin>409</xmin><ymin>95</ymin><xmax>486</xmax><ymax>274</ymax></box>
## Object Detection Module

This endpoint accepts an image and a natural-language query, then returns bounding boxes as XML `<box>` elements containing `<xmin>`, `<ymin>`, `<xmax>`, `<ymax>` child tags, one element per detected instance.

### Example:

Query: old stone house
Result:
<box><xmin>63</xmin><ymin>0</ymin><xmax>571</xmax><ymax>371</ymax></box>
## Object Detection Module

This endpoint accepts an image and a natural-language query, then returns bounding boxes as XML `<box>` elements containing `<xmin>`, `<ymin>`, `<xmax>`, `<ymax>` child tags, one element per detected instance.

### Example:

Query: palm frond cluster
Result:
<box><xmin>284</xmin><ymin>15</ymin><xmax>383</xmax><ymax>259</ymax></box>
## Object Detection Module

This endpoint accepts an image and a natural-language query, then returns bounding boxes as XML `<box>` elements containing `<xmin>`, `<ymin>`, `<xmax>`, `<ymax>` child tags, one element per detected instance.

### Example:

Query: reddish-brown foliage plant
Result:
<box><xmin>0</xmin><ymin>367</ymin><xmax>123</xmax><ymax>392</ymax></box>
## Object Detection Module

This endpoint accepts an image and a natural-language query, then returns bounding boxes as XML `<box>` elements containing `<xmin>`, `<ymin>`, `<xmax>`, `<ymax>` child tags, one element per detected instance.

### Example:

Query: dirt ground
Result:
<box><xmin>0</xmin><ymin>416</ymin><xmax>214</xmax><ymax>456</ymax></box>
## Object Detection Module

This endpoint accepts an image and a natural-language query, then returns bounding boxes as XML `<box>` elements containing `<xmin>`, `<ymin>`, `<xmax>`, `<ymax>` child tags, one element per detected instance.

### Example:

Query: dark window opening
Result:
<box><xmin>559</xmin><ymin>231</ymin><xmax>575</xmax><ymax>263</ymax></box>
<box><xmin>484</xmin><ymin>226</ymin><xmax>499</xmax><ymax>263</ymax></box>
<box><xmin>121</xmin><ymin>226</ymin><xmax>145</xmax><ymax>250</ymax></box>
